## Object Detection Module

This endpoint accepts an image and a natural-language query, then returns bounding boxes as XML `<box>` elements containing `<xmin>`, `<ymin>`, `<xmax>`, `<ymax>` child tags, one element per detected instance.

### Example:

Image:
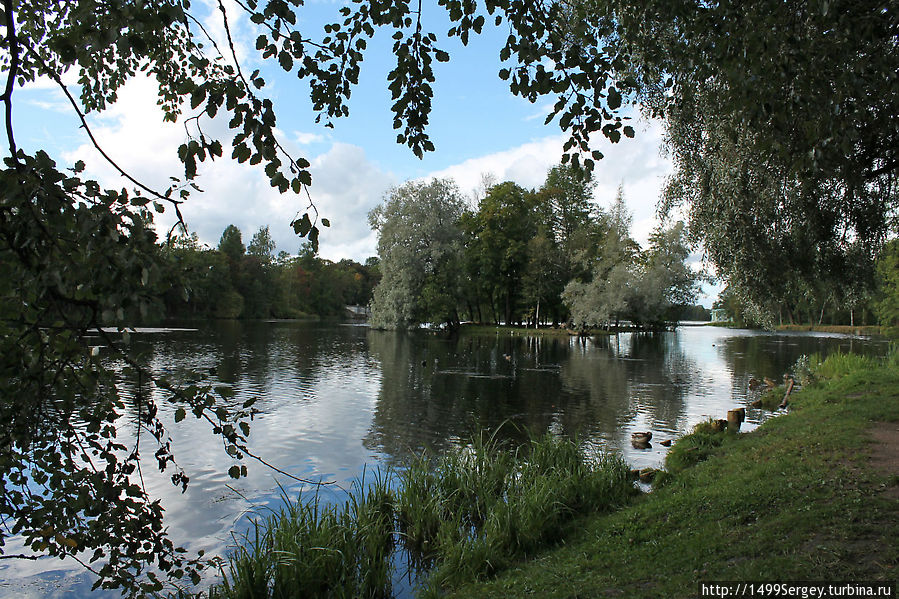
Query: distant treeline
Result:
<box><xmin>674</xmin><ymin>304</ymin><xmax>711</xmax><ymax>322</ymax></box>
<box><xmin>159</xmin><ymin>225</ymin><xmax>380</xmax><ymax>319</ymax></box>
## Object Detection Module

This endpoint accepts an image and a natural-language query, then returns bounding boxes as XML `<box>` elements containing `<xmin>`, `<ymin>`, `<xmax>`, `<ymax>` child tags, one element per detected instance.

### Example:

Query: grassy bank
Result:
<box><xmin>446</xmin><ymin>352</ymin><xmax>899</xmax><ymax>598</ymax></box>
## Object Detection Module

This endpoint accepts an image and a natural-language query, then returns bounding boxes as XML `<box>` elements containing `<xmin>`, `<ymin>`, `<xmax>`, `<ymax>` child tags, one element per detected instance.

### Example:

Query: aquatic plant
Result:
<box><xmin>210</xmin><ymin>472</ymin><xmax>396</xmax><ymax>599</ymax></box>
<box><xmin>397</xmin><ymin>432</ymin><xmax>634</xmax><ymax>593</ymax></box>
<box><xmin>211</xmin><ymin>433</ymin><xmax>636</xmax><ymax>598</ymax></box>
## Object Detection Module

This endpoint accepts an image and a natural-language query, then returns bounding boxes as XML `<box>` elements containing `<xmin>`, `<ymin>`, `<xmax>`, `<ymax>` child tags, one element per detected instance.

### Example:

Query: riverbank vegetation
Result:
<box><xmin>210</xmin><ymin>434</ymin><xmax>635</xmax><ymax>598</ymax></box>
<box><xmin>443</xmin><ymin>351</ymin><xmax>899</xmax><ymax>598</ymax></box>
<box><xmin>210</xmin><ymin>350</ymin><xmax>898</xmax><ymax>598</ymax></box>
<box><xmin>368</xmin><ymin>169</ymin><xmax>704</xmax><ymax>332</ymax></box>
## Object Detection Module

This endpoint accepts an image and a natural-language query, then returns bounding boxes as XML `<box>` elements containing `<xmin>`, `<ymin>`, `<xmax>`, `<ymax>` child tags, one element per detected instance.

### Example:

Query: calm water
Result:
<box><xmin>3</xmin><ymin>322</ymin><xmax>889</xmax><ymax>598</ymax></box>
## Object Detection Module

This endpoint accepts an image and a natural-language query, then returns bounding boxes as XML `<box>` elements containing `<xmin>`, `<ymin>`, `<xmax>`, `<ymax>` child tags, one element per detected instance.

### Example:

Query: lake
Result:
<box><xmin>3</xmin><ymin>321</ymin><xmax>889</xmax><ymax>598</ymax></box>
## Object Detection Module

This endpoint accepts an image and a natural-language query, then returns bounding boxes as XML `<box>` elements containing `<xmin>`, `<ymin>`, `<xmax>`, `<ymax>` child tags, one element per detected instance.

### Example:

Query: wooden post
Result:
<box><xmin>779</xmin><ymin>378</ymin><xmax>795</xmax><ymax>409</ymax></box>
<box><xmin>727</xmin><ymin>409</ymin><xmax>743</xmax><ymax>431</ymax></box>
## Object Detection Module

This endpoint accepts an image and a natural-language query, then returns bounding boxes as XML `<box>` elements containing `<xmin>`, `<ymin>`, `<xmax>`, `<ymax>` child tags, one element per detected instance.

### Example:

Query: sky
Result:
<box><xmin>12</xmin><ymin>0</ymin><xmax>720</xmax><ymax>305</ymax></box>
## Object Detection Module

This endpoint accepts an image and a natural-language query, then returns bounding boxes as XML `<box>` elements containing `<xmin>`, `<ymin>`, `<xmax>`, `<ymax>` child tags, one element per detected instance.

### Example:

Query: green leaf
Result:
<box><xmin>292</xmin><ymin>213</ymin><xmax>312</xmax><ymax>236</ymax></box>
<box><xmin>228</xmin><ymin>465</ymin><xmax>241</xmax><ymax>479</ymax></box>
<box><xmin>174</xmin><ymin>408</ymin><xmax>186</xmax><ymax>423</ymax></box>
<box><xmin>607</xmin><ymin>86</ymin><xmax>621</xmax><ymax>110</ymax></box>
<box><xmin>278</xmin><ymin>50</ymin><xmax>293</xmax><ymax>71</ymax></box>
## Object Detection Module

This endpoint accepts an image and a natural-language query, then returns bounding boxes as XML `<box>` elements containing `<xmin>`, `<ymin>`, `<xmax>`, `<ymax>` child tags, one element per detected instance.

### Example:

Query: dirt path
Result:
<box><xmin>869</xmin><ymin>422</ymin><xmax>899</xmax><ymax>499</ymax></box>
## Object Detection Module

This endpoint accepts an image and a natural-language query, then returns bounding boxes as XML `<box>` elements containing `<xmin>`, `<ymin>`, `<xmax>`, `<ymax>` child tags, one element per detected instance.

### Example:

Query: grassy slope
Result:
<box><xmin>447</xmin><ymin>360</ymin><xmax>899</xmax><ymax>598</ymax></box>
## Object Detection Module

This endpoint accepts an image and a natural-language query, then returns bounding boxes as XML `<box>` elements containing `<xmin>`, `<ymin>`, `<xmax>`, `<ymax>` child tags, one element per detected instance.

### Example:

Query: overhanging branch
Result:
<box><xmin>19</xmin><ymin>43</ymin><xmax>185</xmax><ymax>220</ymax></box>
<box><xmin>2</xmin><ymin>0</ymin><xmax>20</xmax><ymax>164</ymax></box>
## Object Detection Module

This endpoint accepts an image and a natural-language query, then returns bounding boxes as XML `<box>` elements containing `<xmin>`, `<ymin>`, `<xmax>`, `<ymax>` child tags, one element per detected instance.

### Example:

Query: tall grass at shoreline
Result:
<box><xmin>210</xmin><ymin>472</ymin><xmax>396</xmax><ymax>599</ymax></box>
<box><xmin>397</xmin><ymin>432</ymin><xmax>634</xmax><ymax>594</ymax></box>
<box><xmin>209</xmin><ymin>434</ymin><xmax>636</xmax><ymax>598</ymax></box>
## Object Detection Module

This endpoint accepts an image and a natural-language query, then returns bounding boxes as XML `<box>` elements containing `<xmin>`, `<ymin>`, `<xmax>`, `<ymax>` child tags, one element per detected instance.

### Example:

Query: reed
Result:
<box><xmin>210</xmin><ymin>434</ymin><xmax>635</xmax><ymax>598</ymax></box>
<box><xmin>400</xmin><ymin>432</ymin><xmax>634</xmax><ymax>593</ymax></box>
<box><xmin>210</xmin><ymin>472</ymin><xmax>396</xmax><ymax>599</ymax></box>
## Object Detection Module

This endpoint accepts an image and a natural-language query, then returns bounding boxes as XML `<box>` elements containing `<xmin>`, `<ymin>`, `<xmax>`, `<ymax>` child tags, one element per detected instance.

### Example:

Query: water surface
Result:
<box><xmin>3</xmin><ymin>322</ymin><xmax>888</xmax><ymax>598</ymax></box>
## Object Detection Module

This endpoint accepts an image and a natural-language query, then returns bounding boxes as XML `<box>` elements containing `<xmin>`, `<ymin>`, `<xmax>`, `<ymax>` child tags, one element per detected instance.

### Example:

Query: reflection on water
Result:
<box><xmin>2</xmin><ymin>322</ymin><xmax>889</xmax><ymax>598</ymax></box>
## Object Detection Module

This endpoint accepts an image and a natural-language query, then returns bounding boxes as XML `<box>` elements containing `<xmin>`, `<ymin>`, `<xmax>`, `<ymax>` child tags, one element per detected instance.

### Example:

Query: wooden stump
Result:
<box><xmin>727</xmin><ymin>409</ymin><xmax>743</xmax><ymax>431</ymax></box>
<box><xmin>638</xmin><ymin>468</ymin><xmax>657</xmax><ymax>483</ymax></box>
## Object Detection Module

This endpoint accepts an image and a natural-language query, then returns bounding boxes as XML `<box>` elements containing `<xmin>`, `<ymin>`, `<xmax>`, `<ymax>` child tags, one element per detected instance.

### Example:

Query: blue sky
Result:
<box><xmin>13</xmin><ymin>0</ymin><xmax>719</xmax><ymax>305</ymax></box>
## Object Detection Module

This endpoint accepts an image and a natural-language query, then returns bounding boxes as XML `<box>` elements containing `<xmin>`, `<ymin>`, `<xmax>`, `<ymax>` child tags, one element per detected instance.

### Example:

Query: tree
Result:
<box><xmin>615</xmin><ymin>0</ymin><xmax>899</xmax><ymax>311</ymax></box>
<box><xmin>563</xmin><ymin>191</ymin><xmax>635</xmax><ymax>329</ymax></box>
<box><xmin>161</xmin><ymin>231</ymin><xmax>235</xmax><ymax>317</ymax></box>
<box><xmin>247</xmin><ymin>225</ymin><xmax>276</xmax><ymax>262</ymax></box>
<box><xmin>530</xmin><ymin>164</ymin><xmax>598</xmax><ymax>322</ymax></box>
<box><xmin>467</xmin><ymin>181</ymin><xmax>538</xmax><ymax>325</ymax></box>
<box><xmin>562</xmin><ymin>193</ymin><xmax>699</xmax><ymax>329</ymax></box>
<box><xmin>521</xmin><ymin>230</ymin><xmax>563</xmax><ymax>327</ymax></box>
<box><xmin>538</xmin><ymin>164</ymin><xmax>597</xmax><ymax>256</ymax></box>
<box><xmin>218</xmin><ymin>224</ymin><xmax>246</xmax><ymax>263</ymax></box>
<box><xmin>563</xmin><ymin>261</ymin><xmax>634</xmax><ymax>329</ymax></box>
<box><xmin>628</xmin><ymin>221</ymin><xmax>701</xmax><ymax>327</ymax></box>
<box><xmin>875</xmin><ymin>240</ymin><xmax>899</xmax><ymax>328</ymax></box>
<box><xmin>368</xmin><ymin>179</ymin><xmax>467</xmax><ymax>329</ymax></box>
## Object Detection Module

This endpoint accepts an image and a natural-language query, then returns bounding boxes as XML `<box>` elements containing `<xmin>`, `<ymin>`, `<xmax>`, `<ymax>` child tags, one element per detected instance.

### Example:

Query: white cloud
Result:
<box><xmin>60</xmin><ymin>76</ymin><xmax>392</xmax><ymax>263</ymax></box>
<box><xmin>295</xmin><ymin>131</ymin><xmax>326</xmax><ymax>145</ymax></box>
<box><xmin>26</xmin><ymin>94</ymin><xmax>70</xmax><ymax>113</ymax></box>
<box><xmin>425</xmin><ymin>135</ymin><xmax>566</xmax><ymax>196</ymax></box>
<box><xmin>20</xmin><ymin>70</ymin><xmax>80</xmax><ymax>91</ymax></box>
<box><xmin>197</xmin><ymin>0</ymin><xmax>254</xmax><ymax>69</ymax></box>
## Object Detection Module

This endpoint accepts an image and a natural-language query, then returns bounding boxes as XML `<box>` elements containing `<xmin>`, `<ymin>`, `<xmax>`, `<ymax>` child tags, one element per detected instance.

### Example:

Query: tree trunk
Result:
<box><xmin>535</xmin><ymin>298</ymin><xmax>540</xmax><ymax>329</ymax></box>
<box><xmin>504</xmin><ymin>292</ymin><xmax>511</xmax><ymax>326</ymax></box>
<box><xmin>490</xmin><ymin>292</ymin><xmax>499</xmax><ymax>324</ymax></box>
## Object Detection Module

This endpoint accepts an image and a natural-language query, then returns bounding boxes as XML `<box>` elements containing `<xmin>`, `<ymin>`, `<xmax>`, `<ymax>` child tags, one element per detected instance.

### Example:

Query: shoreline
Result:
<box><xmin>445</xmin><ymin>352</ymin><xmax>899</xmax><ymax>598</ymax></box>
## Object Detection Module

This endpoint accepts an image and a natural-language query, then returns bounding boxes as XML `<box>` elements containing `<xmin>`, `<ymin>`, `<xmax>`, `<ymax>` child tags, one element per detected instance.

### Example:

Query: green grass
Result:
<box><xmin>209</xmin><ymin>472</ymin><xmax>396</xmax><ymax>599</ymax></box>
<box><xmin>444</xmin><ymin>352</ymin><xmax>899</xmax><ymax>599</ymax></box>
<box><xmin>208</xmin><ymin>433</ymin><xmax>635</xmax><ymax>598</ymax></box>
<box><xmin>398</xmin><ymin>432</ymin><xmax>635</xmax><ymax>596</ymax></box>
